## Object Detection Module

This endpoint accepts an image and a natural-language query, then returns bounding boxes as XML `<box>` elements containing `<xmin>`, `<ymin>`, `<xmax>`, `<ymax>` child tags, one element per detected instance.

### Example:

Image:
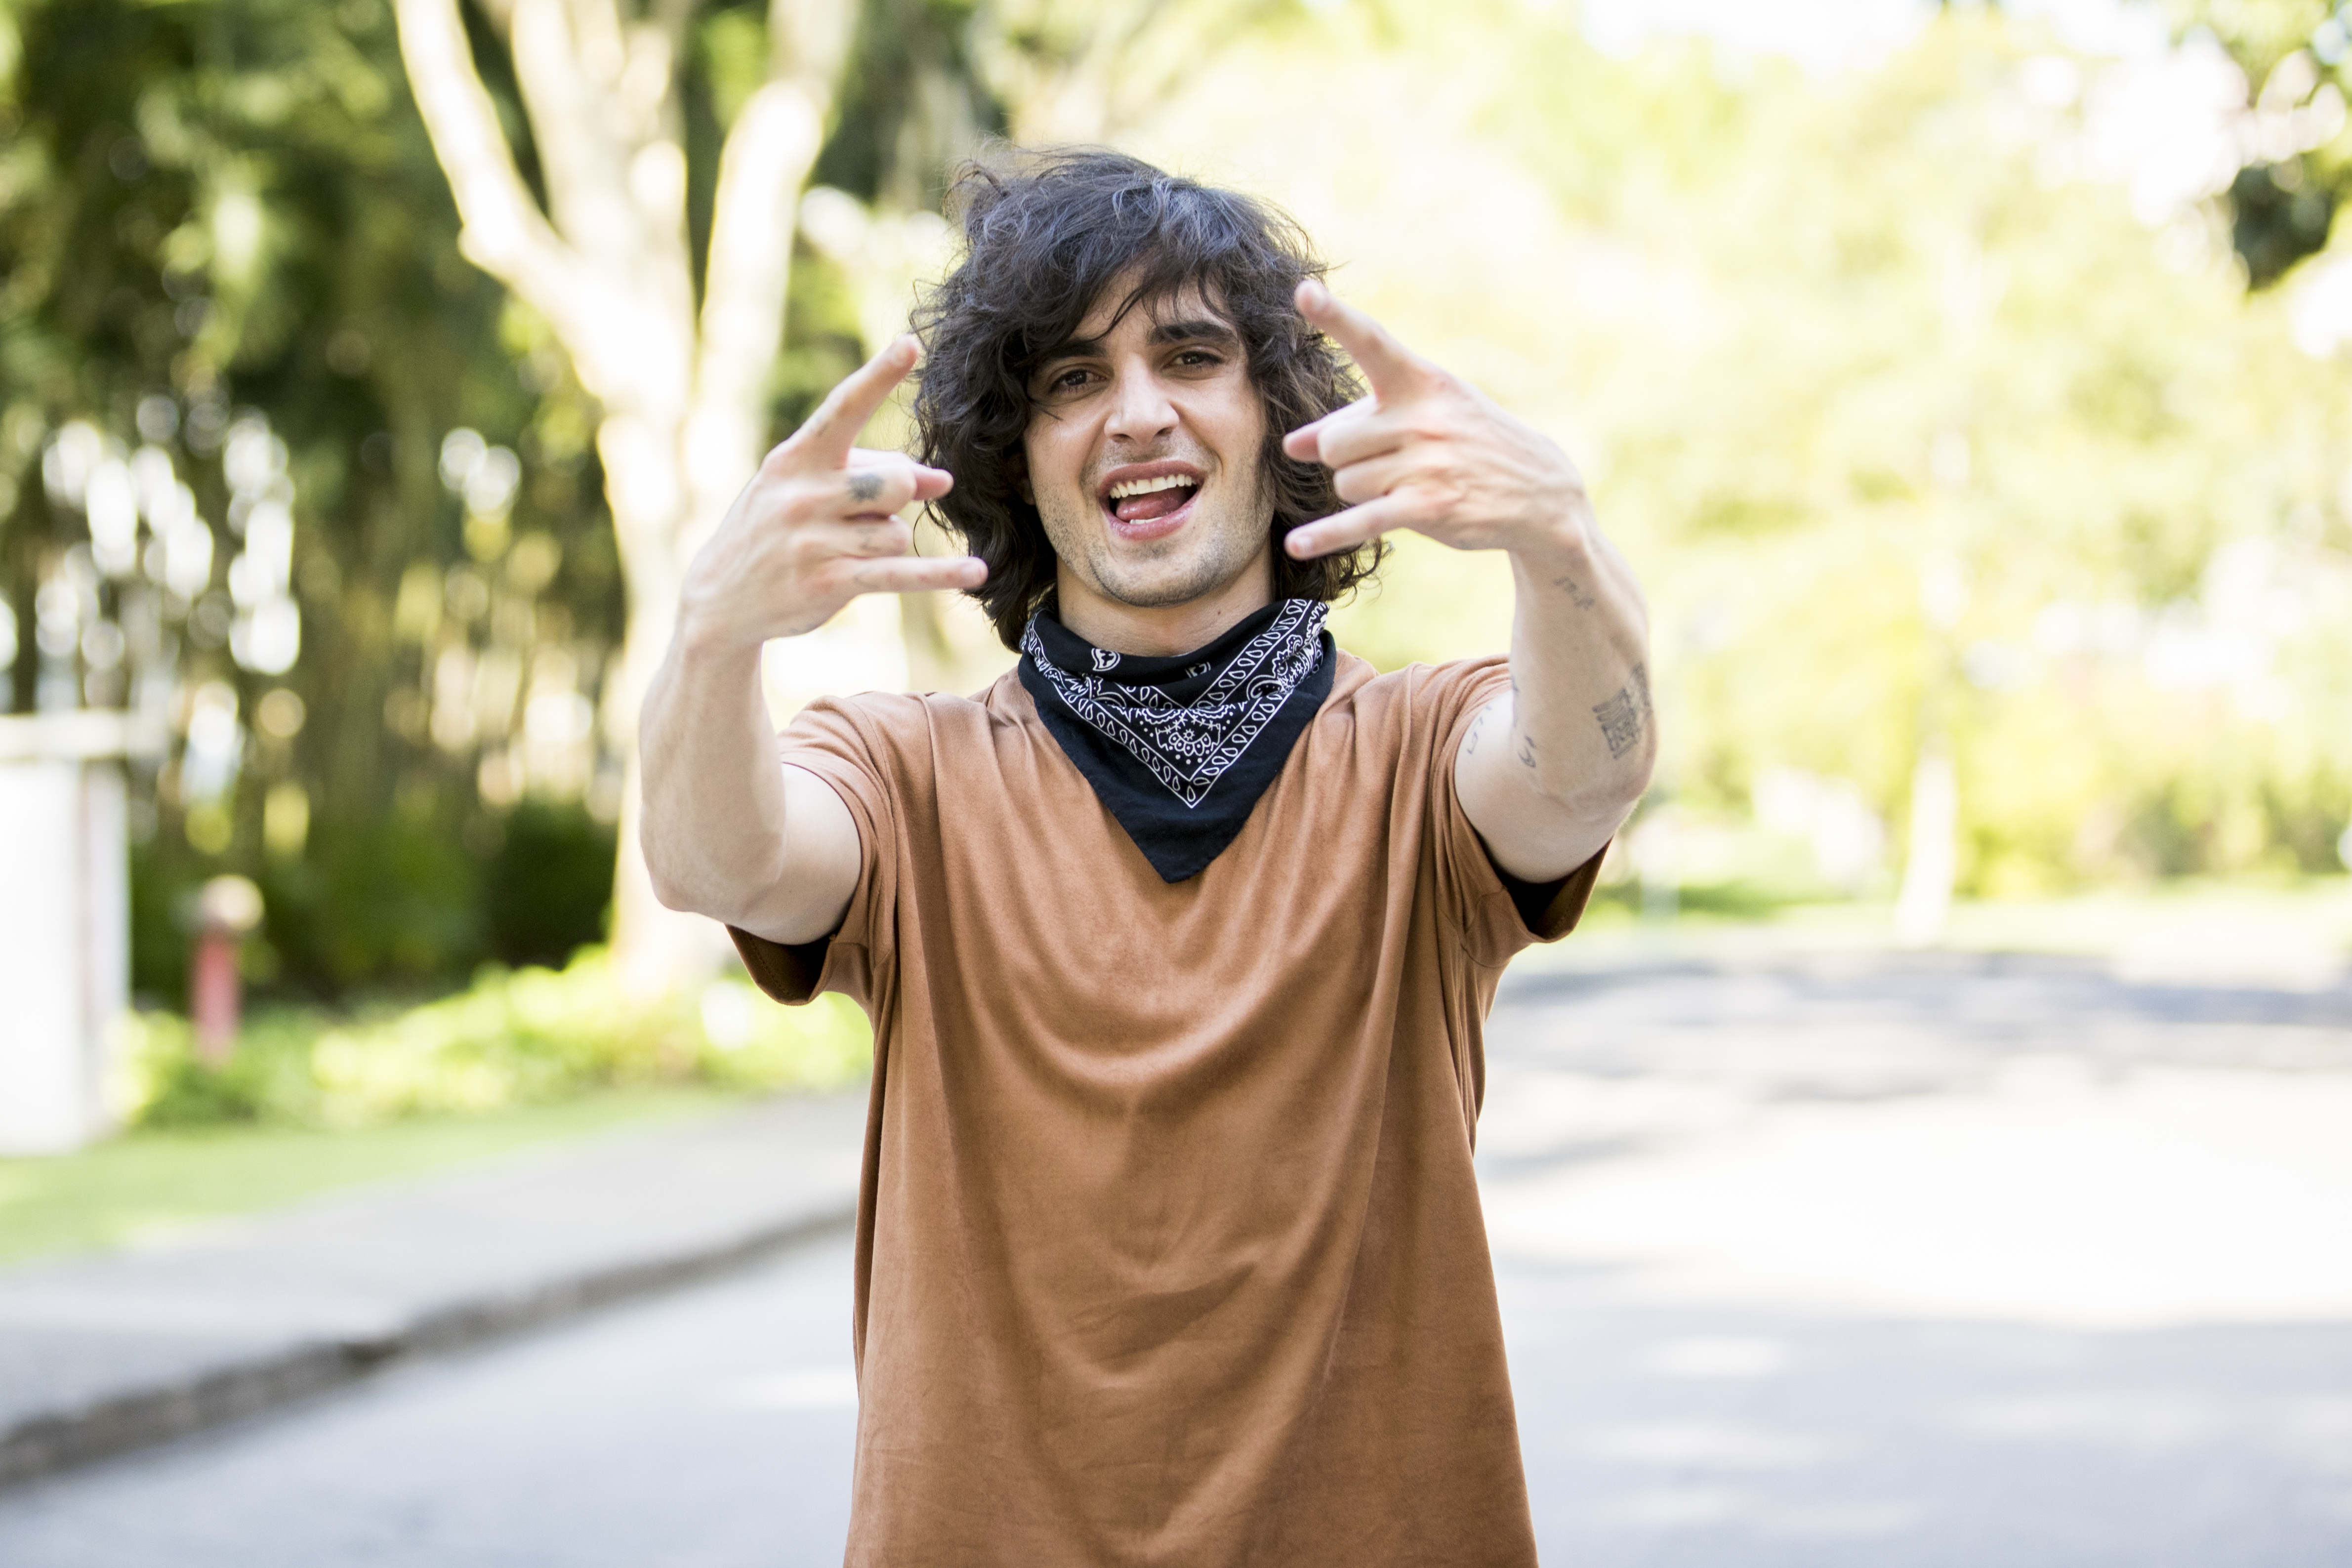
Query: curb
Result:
<box><xmin>0</xmin><ymin>1199</ymin><xmax>856</xmax><ymax>1492</ymax></box>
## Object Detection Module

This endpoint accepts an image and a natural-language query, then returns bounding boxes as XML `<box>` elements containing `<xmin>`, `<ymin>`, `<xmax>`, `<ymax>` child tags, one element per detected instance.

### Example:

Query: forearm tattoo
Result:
<box><xmin>1591</xmin><ymin>662</ymin><xmax>1651</xmax><ymax>760</ymax></box>
<box><xmin>1551</xmin><ymin>573</ymin><xmax>1599</xmax><ymax>610</ymax></box>
<box><xmin>846</xmin><ymin>470</ymin><xmax>884</xmax><ymax>503</ymax></box>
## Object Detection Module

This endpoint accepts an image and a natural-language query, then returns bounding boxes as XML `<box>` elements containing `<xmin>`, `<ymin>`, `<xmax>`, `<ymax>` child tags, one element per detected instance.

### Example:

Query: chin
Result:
<box><xmin>1090</xmin><ymin>533</ymin><xmax>1263</xmax><ymax>610</ymax></box>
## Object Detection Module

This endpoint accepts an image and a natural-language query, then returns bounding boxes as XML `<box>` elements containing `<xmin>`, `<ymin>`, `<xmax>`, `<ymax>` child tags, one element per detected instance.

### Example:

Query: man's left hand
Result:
<box><xmin>1280</xmin><ymin>279</ymin><xmax>1588</xmax><ymax>562</ymax></box>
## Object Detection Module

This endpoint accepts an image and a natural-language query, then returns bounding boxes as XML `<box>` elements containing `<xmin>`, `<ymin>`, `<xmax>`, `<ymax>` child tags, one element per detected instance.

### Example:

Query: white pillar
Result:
<box><xmin>0</xmin><ymin>712</ymin><xmax>165</xmax><ymax>1154</ymax></box>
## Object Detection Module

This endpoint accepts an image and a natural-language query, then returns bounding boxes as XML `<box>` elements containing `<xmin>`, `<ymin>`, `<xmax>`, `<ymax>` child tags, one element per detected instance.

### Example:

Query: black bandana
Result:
<box><xmin>1018</xmin><ymin>598</ymin><xmax>1336</xmax><ymax>882</ymax></box>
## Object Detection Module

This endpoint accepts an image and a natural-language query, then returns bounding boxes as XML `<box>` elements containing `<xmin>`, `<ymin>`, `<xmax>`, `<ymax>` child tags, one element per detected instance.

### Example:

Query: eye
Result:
<box><xmin>1173</xmin><ymin>348</ymin><xmax>1222</xmax><ymax>369</ymax></box>
<box><xmin>1044</xmin><ymin>366</ymin><xmax>1097</xmax><ymax>396</ymax></box>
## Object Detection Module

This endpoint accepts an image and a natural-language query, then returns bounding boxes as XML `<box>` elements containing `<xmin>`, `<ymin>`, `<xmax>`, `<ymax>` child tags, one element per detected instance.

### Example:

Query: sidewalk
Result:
<box><xmin>0</xmin><ymin>1088</ymin><xmax>869</xmax><ymax>1491</ymax></box>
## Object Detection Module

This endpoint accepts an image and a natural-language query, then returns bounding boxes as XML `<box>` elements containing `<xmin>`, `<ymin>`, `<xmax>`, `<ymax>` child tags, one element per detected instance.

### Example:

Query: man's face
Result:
<box><xmin>1022</xmin><ymin>279</ymin><xmax>1272</xmax><ymax>615</ymax></box>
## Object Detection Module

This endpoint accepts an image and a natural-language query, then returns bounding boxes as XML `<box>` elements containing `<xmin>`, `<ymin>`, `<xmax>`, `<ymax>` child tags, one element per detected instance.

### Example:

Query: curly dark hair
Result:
<box><xmin>911</xmin><ymin>148</ymin><xmax>1385</xmax><ymax>650</ymax></box>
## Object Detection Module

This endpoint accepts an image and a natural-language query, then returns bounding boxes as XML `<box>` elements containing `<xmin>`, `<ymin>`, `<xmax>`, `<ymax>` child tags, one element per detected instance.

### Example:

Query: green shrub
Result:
<box><xmin>122</xmin><ymin>951</ymin><xmax>869</xmax><ymax>1130</ymax></box>
<box><xmin>482</xmin><ymin>801</ymin><xmax>618</xmax><ymax>969</ymax></box>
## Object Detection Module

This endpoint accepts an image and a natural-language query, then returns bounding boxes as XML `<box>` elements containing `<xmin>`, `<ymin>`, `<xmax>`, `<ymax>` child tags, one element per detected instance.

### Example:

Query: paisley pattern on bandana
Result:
<box><xmin>1020</xmin><ymin>600</ymin><xmax>1326</xmax><ymax>809</ymax></box>
<box><xmin>1016</xmin><ymin>598</ymin><xmax>1338</xmax><ymax>882</ymax></box>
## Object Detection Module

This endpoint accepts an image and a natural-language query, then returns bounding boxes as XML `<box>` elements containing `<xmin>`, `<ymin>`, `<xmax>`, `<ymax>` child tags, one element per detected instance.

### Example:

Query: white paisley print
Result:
<box><xmin>1021</xmin><ymin>600</ymin><xmax>1327</xmax><ymax>809</ymax></box>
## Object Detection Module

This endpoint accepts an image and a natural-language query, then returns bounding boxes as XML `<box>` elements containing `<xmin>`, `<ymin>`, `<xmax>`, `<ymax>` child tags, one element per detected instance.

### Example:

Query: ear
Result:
<box><xmin>1012</xmin><ymin>451</ymin><xmax>1033</xmax><ymax>506</ymax></box>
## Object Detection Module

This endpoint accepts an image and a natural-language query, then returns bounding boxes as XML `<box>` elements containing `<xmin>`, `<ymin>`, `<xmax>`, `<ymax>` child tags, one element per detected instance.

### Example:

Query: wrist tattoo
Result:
<box><xmin>1591</xmin><ymin>661</ymin><xmax>1651</xmax><ymax>760</ymax></box>
<box><xmin>1515</xmin><ymin>731</ymin><xmax>1537</xmax><ymax>768</ymax></box>
<box><xmin>1551</xmin><ymin>574</ymin><xmax>1599</xmax><ymax>610</ymax></box>
<box><xmin>846</xmin><ymin>470</ymin><xmax>884</xmax><ymax>503</ymax></box>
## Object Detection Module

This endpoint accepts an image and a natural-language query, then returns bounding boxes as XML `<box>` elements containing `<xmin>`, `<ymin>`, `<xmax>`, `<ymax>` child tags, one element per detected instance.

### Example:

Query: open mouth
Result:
<box><xmin>1099</xmin><ymin>465</ymin><xmax>1204</xmax><ymax>538</ymax></box>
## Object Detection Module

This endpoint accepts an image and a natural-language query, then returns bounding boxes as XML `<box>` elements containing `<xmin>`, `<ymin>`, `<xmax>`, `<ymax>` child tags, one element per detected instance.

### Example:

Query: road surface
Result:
<box><xmin>2</xmin><ymin>951</ymin><xmax>2347</xmax><ymax>1565</ymax></box>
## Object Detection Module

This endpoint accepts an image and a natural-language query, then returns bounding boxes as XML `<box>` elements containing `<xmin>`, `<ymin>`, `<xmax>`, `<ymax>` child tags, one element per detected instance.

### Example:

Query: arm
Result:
<box><xmin>1454</xmin><ymin>515</ymin><xmax>1652</xmax><ymax>879</ymax></box>
<box><xmin>638</xmin><ymin>337</ymin><xmax>985</xmax><ymax>944</ymax></box>
<box><xmin>1281</xmin><ymin>283</ymin><xmax>1655</xmax><ymax>880</ymax></box>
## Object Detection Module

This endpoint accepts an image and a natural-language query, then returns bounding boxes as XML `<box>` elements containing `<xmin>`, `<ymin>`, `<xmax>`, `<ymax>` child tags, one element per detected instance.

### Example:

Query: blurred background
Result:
<box><xmin>0</xmin><ymin>0</ymin><xmax>2349</xmax><ymax>1563</ymax></box>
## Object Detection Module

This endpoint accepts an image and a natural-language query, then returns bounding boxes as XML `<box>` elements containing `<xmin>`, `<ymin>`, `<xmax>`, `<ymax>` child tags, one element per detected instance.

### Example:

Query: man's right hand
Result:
<box><xmin>677</xmin><ymin>334</ymin><xmax>986</xmax><ymax>654</ymax></box>
<box><xmin>641</xmin><ymin>335</ymin><xmax>983</xmax><ymax>946</ymax></box>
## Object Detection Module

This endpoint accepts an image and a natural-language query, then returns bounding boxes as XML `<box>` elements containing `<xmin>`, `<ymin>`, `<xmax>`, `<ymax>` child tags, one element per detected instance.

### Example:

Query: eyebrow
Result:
<box><xmin>1034</xmin><ymin>317</ymin><xmax>1240</xmax><ymax>371</ymax></box>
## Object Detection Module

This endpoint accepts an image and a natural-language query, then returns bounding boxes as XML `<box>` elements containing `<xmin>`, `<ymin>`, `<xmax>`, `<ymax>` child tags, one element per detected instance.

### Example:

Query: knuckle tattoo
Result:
<box><xmin>846</xmin><ymin>470</ymin><xmax>885</xmax><ymax>504</ymax></box>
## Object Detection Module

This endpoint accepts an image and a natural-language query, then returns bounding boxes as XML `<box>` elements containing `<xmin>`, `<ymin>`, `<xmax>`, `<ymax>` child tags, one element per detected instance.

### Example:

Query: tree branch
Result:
<box><xmin>682</xmin><ymin>0</ymin><xmax>856</xmax><ymax>542</ymax></box>
<box><xmin>391</xmin><ymin>0</ymin><xmax>587</xmax><ymax>320</ymax></box>
<box><xmin>770</xmin><ymin>0</ymin><xmax>857</xmax><ymax>83</ymax></box>
<box><xmin>510</xmin><ymin>0</ymin><xmax>638</xmax><ymax>265</ymax></box>
<box><xmin>694</xmin><ymin>81</ymin><xmax>825</xmax><ymax>424</ymax></box>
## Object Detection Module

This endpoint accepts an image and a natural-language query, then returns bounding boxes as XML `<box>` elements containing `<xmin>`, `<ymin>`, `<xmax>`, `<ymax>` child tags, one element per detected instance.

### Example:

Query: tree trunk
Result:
<box><xmin>393</xmin><ymin>0</ymin><xmax>854</xmax><ymax>995</ymax></box>
<box><xmin>1894</xmin><ymin>745</ymin><xmax>1956</xmax><ymax>947</ymax></box>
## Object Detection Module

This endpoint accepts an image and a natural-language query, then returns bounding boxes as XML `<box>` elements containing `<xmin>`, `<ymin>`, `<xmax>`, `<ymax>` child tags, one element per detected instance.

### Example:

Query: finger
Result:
<box><xmin>836</xmin><ymin>555</ymin><xmax>989</xmax><ymax>595</ymax></box>
<box><xmin>838</xmin><ymin>466</ymin><xmax>922</xmax><ymax>519</ymax></box>
<box><xmin>1281</xmin><ymin>396</ymin><xmax>1373</xmax><ymax>463</ymax></box>
<box><xmin>1328</xmin><ymin>449</ymin><xmax>1417</xmax><ymax>508</ymax></box>
<box><xmin>788</xmin><ymin>335</ymin><xmax>922</xmax><ymax>467</ymax></box>
<box><xmin>1300</xmin><ymin>406</ymin><xmax>1415</xmax><ymax>471</ymax></box>
<box><xmin>1295</xmin><ymin>280</ymin><xmax>1428</xmax><ymax>402</ymax></box>
<box><xmin>798</xmin><ymin>519</ymin><xmax>916</xmax><ymax>560</ymax></box>
<box><xmin>846</xmin><ymin>447</ymin><xmax>952</xmax><ymax>490</ymax></box>
<box><xmin>1283</xmin><ymin>495</ymin><xmax>1410</xmax><ymax>560</ymax></box>
<box><xmin>838</xmin><ymin>450</ymin><xmax>954</xmax><ymax>505</ymax></box>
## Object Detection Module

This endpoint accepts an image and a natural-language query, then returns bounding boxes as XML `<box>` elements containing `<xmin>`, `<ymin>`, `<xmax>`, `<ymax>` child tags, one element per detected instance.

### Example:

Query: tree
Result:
<box><xmin>389</xmin><ymin>0</ymin><xmax>1326</xmax><ymax>991</ymax></box>
<box><xmin>1140</xmin><ymin>0</ymin><xmax>2352</xmax><ymax>897</ymax></box>
<box><xmin>2170</xmin><ymin>0</ymin><xmax>2351</xmax><ymax>286</ymax></box>
<box><xmin>0</xmin><ymin>0</ymin><xmax>629</xmax><ymax>995</ymax></box>
<box><xmin>389</xmin><ymin>0</ymin><xmax>861</xmax><ymax>992</ymax></box>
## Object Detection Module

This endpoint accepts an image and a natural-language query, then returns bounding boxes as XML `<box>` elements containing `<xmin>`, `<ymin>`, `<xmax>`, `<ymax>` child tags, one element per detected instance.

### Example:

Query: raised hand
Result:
<box><xmin>679</xmin><ymin>335</ymin><xmax>985</xmax><ymax>650</ymax></box>
<box><xmin>1279</xmin><ymin>281</ymin><xmax>1590</xmax><ymax>561</ymax></box>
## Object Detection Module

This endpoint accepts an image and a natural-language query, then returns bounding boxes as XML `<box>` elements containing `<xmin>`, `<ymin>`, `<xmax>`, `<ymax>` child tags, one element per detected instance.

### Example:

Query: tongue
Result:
<box><xmin>1114</xmin><ymin>485</ymin><xmax>1196</xmax><ymax>523</ymax></box>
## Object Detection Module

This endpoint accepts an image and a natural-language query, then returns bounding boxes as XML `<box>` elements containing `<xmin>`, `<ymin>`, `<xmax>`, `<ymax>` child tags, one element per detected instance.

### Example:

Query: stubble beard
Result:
<box><xmin>1044</xmin><ymin>463</ymin><xmax>1274</xmax><ymax>611</ymax></box>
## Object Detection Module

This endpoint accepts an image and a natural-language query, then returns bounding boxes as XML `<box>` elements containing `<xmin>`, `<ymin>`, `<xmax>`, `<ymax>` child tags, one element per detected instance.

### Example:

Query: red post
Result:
<box><xmin>190</xmin><ymin>929</ymin><xmax>242</xmax><ymax>1066</ymax></box>
<box><xmin>190</xmin><ymin>876</ymin><xmax>264</xmax><ymax>1067</ymax></box>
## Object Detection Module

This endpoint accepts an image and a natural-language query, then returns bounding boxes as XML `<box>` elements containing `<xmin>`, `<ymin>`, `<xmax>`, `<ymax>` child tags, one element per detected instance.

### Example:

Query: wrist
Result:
<box><xmin>673</xmin><ymin>601</ymin><xmax>765</xmax><ymax>667</ymax></box>
<box><xmin>1504</xmin><ymin>496</ymin><xmax>1596</xmax><ymax>574</ymax></box>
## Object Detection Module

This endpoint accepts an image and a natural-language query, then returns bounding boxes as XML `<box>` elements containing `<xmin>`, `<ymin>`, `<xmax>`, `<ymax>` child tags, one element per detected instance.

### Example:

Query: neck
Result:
<box><xmin>1052</xmin><ymin>547</ymin><xmax>1278</xmax><ymax>657</ymax></box>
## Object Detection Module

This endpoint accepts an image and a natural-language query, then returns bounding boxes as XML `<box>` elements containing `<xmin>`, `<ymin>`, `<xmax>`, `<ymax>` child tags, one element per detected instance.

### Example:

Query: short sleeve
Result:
<box><xmin>726</xmin><ymin>696</ymin><xmax>898</xmax><ymax>1009</ymax></box>
<box><xmin>1420</xmin><ymin>658</ymin><xmax>1607</xmax><ymax>967</ymax></box>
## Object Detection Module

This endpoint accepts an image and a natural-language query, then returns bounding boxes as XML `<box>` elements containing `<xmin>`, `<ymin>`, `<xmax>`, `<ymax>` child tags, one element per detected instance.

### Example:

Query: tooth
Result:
<box><xmin>1110</xmin><ymin>474</ymin><xmax>1194</xmax><ymax>499</ymax></box>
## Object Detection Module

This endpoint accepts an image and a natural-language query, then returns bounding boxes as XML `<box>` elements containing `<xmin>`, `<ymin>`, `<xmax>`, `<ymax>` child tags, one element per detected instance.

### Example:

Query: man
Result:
<box><xmin>640</xmin><ymin>150</ymin><xmax>1653</xmax><ymax>1565</ymax></box>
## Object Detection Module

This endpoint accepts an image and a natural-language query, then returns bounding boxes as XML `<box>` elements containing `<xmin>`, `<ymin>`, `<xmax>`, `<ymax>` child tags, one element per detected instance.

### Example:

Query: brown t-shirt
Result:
<box><xmin>731</xmin><ymin>652</ymin><xmax>1600</xmax><ymax>1567</ymax></box>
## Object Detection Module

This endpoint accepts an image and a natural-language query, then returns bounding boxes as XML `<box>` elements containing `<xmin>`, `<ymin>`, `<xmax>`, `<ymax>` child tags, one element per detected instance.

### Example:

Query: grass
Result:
<box><xmin>0</xmin><ymin>1085</ymin><xmax>748</xmax><ymax>1269</ymax></box>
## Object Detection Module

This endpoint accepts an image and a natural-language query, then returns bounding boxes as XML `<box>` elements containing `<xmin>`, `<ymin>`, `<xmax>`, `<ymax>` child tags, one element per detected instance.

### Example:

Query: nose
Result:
<box><xmin>1103</xmin><ymin>361</ymin><xmax>1179</xmax><ymax>446</ymax></box>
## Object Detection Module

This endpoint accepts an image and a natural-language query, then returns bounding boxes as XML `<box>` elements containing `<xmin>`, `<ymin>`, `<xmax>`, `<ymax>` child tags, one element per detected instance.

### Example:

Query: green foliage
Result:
<box><xmin>2230</xmin><ymin>160</ymin><xmax>2337</xmax><ymax>285</ymax></box>
<box><xmin>2175</xmin><ymin>1</ymin><xmax>2352</xmax><ymax>285</ymax></box>
<box><xmin>124</xmin><ymin>950</ymin><xmax>872</xmax><ymax>1130</ymax></box>
<box><xmin>1</xmin><ymin>0</ymin><xmax>631</xmax><ymax>996</ymax></box>
<box><xmin>0</xmin><ymin>0</ymin><xmax>1013</xmax><ymax>999</ymax></box>
<box><xmin>129</xmin><ymin>793</ymin><xmax>619</xmax><ymax>1000</ymax></box>
<box><xmin>1229</xmin><ymin>4</ymin><xmax>2352</xmax><ymax>894</ymax></box>
<box><xmin>814</xmin><ymin>0</ymin><xmax>1000</xmax><ymax>209</ymax></box>
<box><xmin>482</xmin><ymin>799</ymin><xmax>618</xmax><ymax>968</ymax></box>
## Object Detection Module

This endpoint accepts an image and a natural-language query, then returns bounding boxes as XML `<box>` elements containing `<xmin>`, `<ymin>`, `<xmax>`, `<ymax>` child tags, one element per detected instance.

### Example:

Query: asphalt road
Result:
<box><xmin>3</xmin><ymin>951</ymin><xmax>2348</xmax><ymax>1566</ymax></box>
